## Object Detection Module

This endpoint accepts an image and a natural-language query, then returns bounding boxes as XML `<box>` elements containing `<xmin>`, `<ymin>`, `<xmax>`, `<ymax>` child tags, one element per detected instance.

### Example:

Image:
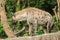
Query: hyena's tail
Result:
<box><xmin>15</xmin><ymin>26</ymin><xmax>25</xmax><ymax>35</ymax></box>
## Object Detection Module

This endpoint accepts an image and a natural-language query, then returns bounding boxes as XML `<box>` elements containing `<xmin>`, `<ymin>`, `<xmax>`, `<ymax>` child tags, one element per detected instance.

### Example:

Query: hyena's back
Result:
<box><xmin>14</xmin><ymin>7</ymin><xmax>54</xmax><ymax>26</ymax></box>
<box><xmin>25</xmin><ymin>7</ymin><xmax>53</xmax><ymax>25</ymax></box>
<box><xmin>14</xmin><ymin>7</ymin><xmax>53</xmax><ymax>24</ymax></box>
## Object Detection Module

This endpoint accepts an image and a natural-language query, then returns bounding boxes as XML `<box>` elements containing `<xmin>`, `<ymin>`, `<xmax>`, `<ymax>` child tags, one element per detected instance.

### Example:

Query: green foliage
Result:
<box><xmin>53</xmin><ymin>15</ymin><xmax>60</xmax><ymax>31</ymax></box>
<box><xmin>1</xmin><ymin>0</ymin><xmax>60</xmax><ymax>38</ymax></box>
<box><xmin>0</xmin><ymin>21</ymin><xmax>7</xmax><ymax>38</ymax></box>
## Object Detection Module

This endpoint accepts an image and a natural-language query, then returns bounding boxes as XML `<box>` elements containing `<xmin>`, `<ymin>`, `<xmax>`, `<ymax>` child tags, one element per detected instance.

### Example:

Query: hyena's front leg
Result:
<box><xmin>29</xmin><ymin>24</ymin><xmax>32</xmax><ymax>36</ymax></box>
<box><xmin>27</xmin><ymin>21</ymin><xmax>32</xmax><ymax>36</ymax></box>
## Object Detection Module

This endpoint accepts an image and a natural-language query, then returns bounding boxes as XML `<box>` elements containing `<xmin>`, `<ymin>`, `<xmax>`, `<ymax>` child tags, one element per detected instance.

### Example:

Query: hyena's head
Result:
<box><xmin>12</xmin><ymin>14</ymin><xmax>19</xmax><ymax>23</ymax></box>
<box><xmin>12</xmin><ymin>12</ymin><xmax>27</xmax><ymax>23</ymax></box>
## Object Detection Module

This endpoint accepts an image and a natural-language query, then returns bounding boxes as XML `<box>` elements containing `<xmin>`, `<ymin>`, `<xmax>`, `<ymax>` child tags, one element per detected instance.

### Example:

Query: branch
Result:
<box><xmin>2</xmin><ymin>32</ymin><xmax>60</xmax><ymax>40</ymax></box>
<box><xmin>52</xmin><ymin>6</ymin><xmax>58</xmax><ymax>22</ymax></box>
<box><xmin>56</xmin><ymin>0</ymin><xmax>60</xmax><ymax>22</ymax></box>
<box><xmin>0</xmin><ymin>0</ymin><xmax>16</xmax><ymax>38</ymax></box>
<box><xmin>15</xmin><ymin>26</ymin><xmax>25</xmax><ymax>35</ymax></box>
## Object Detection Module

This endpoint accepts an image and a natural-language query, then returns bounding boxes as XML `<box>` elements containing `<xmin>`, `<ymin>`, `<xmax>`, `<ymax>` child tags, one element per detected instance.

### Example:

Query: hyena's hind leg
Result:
<box><xmin>49</xmin><ymin>20</ymin><xmax>54</xmax><ymax>33</ymax></box>
<box><xmin>46</xmin><ymin>21</ymin><xmax>50</xmax><ymax>33</ymax></box>
<box><xmin>42</xmin><ymin>27</ymin><xmax>48</xmax><ymax>33</ymax></box>
<box><xmin>42</xmin><ymin>22</ymin><xmax>50</xmax><ymax>33</ymax></box>
<box><xmin>46</xmin><ymin>20</ymin><xmax>53</xmax><ymax>33</ymax></box>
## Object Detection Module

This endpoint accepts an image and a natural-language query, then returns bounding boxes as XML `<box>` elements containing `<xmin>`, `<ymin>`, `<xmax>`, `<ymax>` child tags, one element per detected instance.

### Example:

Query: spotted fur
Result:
<box><xmin>12</xmin><ymin>7</ymin><xmax>54</xmax><ymax>36</ymax></box>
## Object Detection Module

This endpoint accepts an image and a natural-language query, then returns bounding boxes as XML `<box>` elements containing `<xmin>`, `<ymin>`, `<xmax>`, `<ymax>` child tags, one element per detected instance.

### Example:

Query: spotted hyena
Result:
<box><xmin>12</xmin><ymin>7</ymin><xmax>54</xmax><ymax>36</ymax></box>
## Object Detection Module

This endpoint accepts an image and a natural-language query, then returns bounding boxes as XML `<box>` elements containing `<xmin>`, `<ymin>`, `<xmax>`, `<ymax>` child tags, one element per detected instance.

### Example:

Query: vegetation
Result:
<box><xmin>0</xmin><ymin>0</ymin><xmax>60</xmax><ymax>38</ymax></box>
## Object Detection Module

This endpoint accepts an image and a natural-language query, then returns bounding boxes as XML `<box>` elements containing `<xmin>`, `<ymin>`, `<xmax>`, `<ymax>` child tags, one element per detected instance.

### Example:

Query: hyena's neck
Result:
<box><xmin>19</xmin><ymin>12</ymin><xmax>28</xmax><ymax>21</ymax></box>
<box><xmin>21</xmin><ymin>12</ymin><xmax>27</xmax><ymax>17</ymax></box>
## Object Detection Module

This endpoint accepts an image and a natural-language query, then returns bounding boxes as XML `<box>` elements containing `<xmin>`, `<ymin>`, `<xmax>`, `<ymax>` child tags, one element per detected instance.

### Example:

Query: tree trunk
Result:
<box><xmin>53</xmin><ymin>0</ymin><xmax>60</xmax><ymax>23</ymax></box>
<box><xmin>56</xmin><ymin>0</ymin><xmax>60</xmax><ymax>22</ymax></box>
<box><xmin>0</xmin><ymin>0</ymin><xmax>16</xmax><ymax>38</ymax></box>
